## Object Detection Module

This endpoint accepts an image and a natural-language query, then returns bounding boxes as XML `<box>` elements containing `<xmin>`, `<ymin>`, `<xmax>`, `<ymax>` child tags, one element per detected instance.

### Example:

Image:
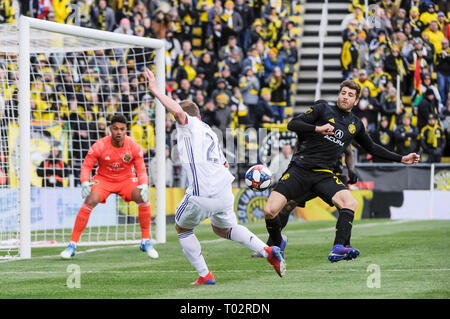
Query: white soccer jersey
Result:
<box><xmin>176</xmin><ymin>113</ymin><xmax>234</xmax><ymax>197</ymax></box>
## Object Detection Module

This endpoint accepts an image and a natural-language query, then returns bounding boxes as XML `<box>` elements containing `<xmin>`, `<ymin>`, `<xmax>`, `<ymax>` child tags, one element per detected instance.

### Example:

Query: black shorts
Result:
<box><xmin>274</xmin><ymin>164</ymin><xmax>348</xmax><ymax>207</ymax></box>
<box><xmin>293</xmin><ymin>173</ymin><xmax>348</xmax><ymax>207</ymax></box>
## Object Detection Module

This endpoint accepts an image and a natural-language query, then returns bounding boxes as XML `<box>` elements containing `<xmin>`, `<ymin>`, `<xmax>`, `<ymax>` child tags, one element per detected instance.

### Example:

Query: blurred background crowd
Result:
<box><xmin>0</xmin><ymin>0</ymin><xmax>449</xmax><ymax>190</ymax></box>
<box><xmin>340</xmin><ymin>0</ymin><xmax>449</xmax><ymax>163</ymax></box>
<box><xmin>0</xmin><ymin>0</ymin><xmax>300</xmax><ymax>188</ymax></box>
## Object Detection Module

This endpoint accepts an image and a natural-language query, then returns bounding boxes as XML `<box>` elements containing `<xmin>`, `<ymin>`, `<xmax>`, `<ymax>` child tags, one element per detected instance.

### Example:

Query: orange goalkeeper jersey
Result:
<box><xmin>80</xmin><ymin>135</ymin><xmax>149</xmax><ymax>185</ymax></box>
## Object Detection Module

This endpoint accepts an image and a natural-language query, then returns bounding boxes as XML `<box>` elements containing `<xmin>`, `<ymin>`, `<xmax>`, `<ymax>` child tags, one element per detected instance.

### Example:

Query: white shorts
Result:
<box><xmin>175</xmin><ymin>188</ymin><xmax>238</xmax><ymax>229</ymax></box>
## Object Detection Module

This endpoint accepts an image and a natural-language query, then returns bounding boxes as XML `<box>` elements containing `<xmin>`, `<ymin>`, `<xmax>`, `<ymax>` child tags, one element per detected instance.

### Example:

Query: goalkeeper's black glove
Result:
<box><xmin>348</xmin><ymin>169</ymin><xmax>358</xmax><ymax>184</ymax></box>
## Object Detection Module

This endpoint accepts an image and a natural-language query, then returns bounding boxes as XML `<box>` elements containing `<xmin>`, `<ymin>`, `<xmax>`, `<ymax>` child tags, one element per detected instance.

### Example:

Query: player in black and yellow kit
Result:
<box><xmin>264</xmin><ymin>80</ymin><xmax>420</xmax><ymax>263</ymax></box>
<box><xmin>253</xmin><ymin>145</ymin><xmax>357</xmax><ymax>259</ymax></box>
<box><xmin>253</xmin><ymin>101</ymin><xmax>358</xmax><ymax>259</ymax></box>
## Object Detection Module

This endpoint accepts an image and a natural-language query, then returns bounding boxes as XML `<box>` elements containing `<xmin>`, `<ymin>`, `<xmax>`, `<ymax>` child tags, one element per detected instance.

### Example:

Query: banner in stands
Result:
<box><xmin>353</xmin><ymin>166</ymin><xmax>431</xmax><ymax>191</ymax></box>
<box><xmin>433</xmin><ymin>167</ymin><xmax>450</xmax><ymax>191</ymax></box>
<box><xmin>232</xmin><ymin>189</ymin><xmax>450</xmax><ymax>221</ymax></box>
<box><xmin>0</xmin><ymin>188</ymin><xmax>116</xmax><ymax>232</ymax></box>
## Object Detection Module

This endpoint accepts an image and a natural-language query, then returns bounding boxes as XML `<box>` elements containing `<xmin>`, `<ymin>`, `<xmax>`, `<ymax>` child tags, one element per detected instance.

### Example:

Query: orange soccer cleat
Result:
<box><xmin>190</xmin><ymin>270</ymin><xmax>216</xmax><ymax>285</ymax></box>
<box><xmin>264</xmin><ymin>246</ymin><xmax>286</xmax><ymax>277</ymax></box>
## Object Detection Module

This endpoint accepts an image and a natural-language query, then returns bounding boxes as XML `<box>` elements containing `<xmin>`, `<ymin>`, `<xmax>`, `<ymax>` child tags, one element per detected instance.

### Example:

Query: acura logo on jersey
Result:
<box><xmin>324</xmin><ymin>129</ymin><xmax>345</xmax><ymax>147</ymax></box>
<box><xmin>334</xmin><ymin>129</ymin><xmax>344</xmax><ymax>139</ymax></box>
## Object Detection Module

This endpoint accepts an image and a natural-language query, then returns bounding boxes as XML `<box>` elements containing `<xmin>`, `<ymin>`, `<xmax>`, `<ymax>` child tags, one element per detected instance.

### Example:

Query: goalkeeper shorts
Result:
<box><xmin>91</xmin><ymin>175</ymin><xmax>139</xmax><ymax>203</ymax></box>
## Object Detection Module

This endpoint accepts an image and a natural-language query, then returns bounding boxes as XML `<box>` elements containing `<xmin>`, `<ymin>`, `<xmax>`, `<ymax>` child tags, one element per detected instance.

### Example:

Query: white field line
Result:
<box><xmin>0</xmin><ymin>220</ymin><xmax>419</xmax><ymax>263</ymax></box>
<box><xmin>201</xmin><ymin>219</ymin><xmax>413</xmax><ymax>244</ymax></box>
<box><xmin>0</xmin><ymin>245</ymin><xmax>135</xmax><ymax>263</ymax></box>
<box><xmin>0</xmin><ymin>269</ymin><xmax>449</xmax><ymax>275</ymax></box>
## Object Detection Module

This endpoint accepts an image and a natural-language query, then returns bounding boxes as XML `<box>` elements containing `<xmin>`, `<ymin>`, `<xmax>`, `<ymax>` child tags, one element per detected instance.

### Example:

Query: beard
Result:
<box><xmin>337</xmin><ymin>99</ymin><xmax>356</xmax><ymax>112</ymax></box>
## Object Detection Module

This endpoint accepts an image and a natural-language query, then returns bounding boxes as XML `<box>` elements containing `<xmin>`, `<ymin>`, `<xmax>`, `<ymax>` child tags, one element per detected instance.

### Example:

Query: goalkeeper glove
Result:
<box><xmin>137</xmin><ymin>184</ymin><xmax>149</xmax><ymax>202</ymax></box>
<box><xmin>81</xmin><ymin>181</ymin><xmax>92</xmax><ymax>199</ymax></box>
<box><xmin>347</xmin><ymin>170</ymin><xmax>358</xmax><ymax>184</ymax></box>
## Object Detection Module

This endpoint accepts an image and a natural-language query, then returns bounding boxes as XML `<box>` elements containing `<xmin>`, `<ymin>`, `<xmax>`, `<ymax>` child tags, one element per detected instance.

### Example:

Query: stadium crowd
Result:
<box><xmin>340</xmin><ymin>0</ymin><xmax>450</xmax><ymax>163</ymax></box>
<box><xmin>0</xmin><ymin>0</ymin><xmax>299</xmax><ymax>187</ymax></box>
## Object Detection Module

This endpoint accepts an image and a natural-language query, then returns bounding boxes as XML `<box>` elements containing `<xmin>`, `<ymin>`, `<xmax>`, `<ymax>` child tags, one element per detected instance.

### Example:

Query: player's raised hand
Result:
<box><xmin>315</xmin><ymin>123</ymin><xmax>335</xmax><ymax>135</ymax></box>
<box><xmin>401</xmin><ymin>153</ymin><xmax>420</xmax><ymax>165</ymax></box>
<box><xmin>144</xmin><ymin>68</ymin><xmax>157</xmax><ymax>92</ymax></box>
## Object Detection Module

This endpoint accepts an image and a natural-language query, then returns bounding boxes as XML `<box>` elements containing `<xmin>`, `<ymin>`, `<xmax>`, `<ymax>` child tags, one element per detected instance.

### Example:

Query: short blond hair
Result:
<box><xmin>179</xmin><ymin>100</ymin><xmax>200</xmax><ymax>117</ymax></box>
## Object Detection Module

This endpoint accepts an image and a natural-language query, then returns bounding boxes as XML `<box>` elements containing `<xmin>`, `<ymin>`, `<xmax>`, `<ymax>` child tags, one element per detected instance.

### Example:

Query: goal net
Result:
<box><xmin>0</xmin><ymin>17</ymin><xmax>166</xmax><ymax>258</ymax></box>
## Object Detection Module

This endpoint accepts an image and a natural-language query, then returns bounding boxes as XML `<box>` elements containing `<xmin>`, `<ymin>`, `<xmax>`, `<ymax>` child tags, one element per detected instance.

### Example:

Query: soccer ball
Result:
<box><xmin>245</xmin><ymin>164</ymin><xmax>273</xmax><ymax>192</ymax></box>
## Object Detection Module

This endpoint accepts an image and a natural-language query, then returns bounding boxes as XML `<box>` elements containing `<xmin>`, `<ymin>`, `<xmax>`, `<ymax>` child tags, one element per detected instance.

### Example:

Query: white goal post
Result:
<box><xmin>1</xmin><ymin>16</ymin><xmax>166</xmax><ymax>258</ymax></box>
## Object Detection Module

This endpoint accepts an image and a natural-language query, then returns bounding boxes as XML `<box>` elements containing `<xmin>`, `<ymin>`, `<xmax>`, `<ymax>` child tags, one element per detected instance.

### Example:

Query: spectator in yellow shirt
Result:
<box><xmin>340</xmin><ymin>31</ymin><xmax>360</xmax><ymax>80</ymax></box>
<box><xmin>420</xmin><ymin>114</ymin><xmax>446</xmax><ymax>163</ymax></box>
<box><xmin>422</xmin><ymin>20</ymin><xmax>445</xmax><ymax>54</ymax></box>
<box><xmin>0</xmin><ymin>0</ymin><xmax>15</xmax><ymax>23</ymax></box>
<box><xmin>370</xmin><ymin>63</ymin><xmax>392</xmax><ymax>97</ymax></box>
<box><xmin>131</xmin><ymin>110</ymin><xmax>155</xmax><ymax>162</ymax></box>
<box><xmin>354</xmin><ymin>69</ymin><xmax>377</xmax><ymax>97</ymax></box>
<box><xmin>52</xmin><ymin>0</ymin><xmax>73</xmax><ymax>24</ymax></box>
<box><xmin>419</xmin><ymin>3</ymin><xmax>438</xmax><ymax>29</ymax></box>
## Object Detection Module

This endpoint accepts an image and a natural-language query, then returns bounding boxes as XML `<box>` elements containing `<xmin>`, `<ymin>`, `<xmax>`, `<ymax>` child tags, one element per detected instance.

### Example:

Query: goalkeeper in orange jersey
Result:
<box><xmin>60</xmin><ymin>114</ymin><xmax>158</xmax><ymax>259</ymax></box>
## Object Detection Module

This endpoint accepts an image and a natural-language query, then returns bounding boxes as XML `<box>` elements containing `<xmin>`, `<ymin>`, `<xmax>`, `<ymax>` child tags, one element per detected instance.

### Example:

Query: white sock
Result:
<box><xmin>228</xmin><ymin>224</ymin><xmax>268</xmax><ymax>257</ymax></box>
<box><xmin>178</xmin><ymin>231</ymin><xmax>209</xmax><ymax>277</ymax></box>
<box><xmin>70</xmin><ymin>241</ymin><xmax>77</xmax><ymax>247</ymax></box>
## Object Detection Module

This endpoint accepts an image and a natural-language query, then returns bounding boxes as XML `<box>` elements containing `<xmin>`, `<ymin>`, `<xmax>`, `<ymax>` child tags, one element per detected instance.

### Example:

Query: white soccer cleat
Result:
<box><xmin>140</xmin><ymin>239</ymin><xmax>159</xmax><ymax>259</ymax></box>
<box><xmin>60</xmin><ymin>243</ymin><xmax>77</xmax><ymax>259</ymax></box>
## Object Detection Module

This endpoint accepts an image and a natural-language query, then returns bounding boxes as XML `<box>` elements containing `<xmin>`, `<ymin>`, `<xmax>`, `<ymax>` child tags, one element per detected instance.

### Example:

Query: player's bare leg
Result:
<box><xmin>212</xmin><ymin>224</ymin><xmax>286</xmax><ymax>277</ymax></box>
<box><xmin>263</xmin><ymin>191</ymin><xmax>287</xmax><ymax>248</ymax></box>
<box><xmin>329</xmin><ymin>190</ymin><xmax>360</xmax><ymax>262</ymax></box>
<box><xmin>60</xmin><ymin>191</ymin><xmax>101</xmax><ymax>259</ymax></box>
<box><xmin>175</xmin><ymin>223</ymin><xmax>215</xmax><ymax>285</ymax></box>
<box><xmin>131</xmin><ymin>186</ymin><xmax>158</xmax><ymax>259</ymax></box>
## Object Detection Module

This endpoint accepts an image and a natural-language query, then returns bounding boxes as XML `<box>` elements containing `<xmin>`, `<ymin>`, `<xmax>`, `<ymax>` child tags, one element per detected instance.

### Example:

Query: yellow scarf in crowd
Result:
<box><xmin>427</xmin><ymin>124</ymin><xmax>441</xmax><ymax>148</ymax></box>
<box><xmin>403</xmin><ymin>125</ymin><xmax>411</xmax><ymax>147</ymax></box>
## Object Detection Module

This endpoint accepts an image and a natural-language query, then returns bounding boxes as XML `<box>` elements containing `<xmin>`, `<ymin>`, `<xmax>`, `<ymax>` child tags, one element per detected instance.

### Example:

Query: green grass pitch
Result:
<box><xmin>0</xmin><ymin>219</ymin><xmax>449</xmax><ymax>299</ymax></box>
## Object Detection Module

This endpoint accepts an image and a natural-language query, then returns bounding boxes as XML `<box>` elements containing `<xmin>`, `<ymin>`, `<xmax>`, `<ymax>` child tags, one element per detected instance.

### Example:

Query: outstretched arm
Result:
<box><xmin>144</xmin><ymin>68</ymin><xmax>187</xmax><ymax>125</ymax></box>
<box><xmin>355</xmin><ymin>129</ymin><xmax>419</xmax><ymax>164</ymax></box>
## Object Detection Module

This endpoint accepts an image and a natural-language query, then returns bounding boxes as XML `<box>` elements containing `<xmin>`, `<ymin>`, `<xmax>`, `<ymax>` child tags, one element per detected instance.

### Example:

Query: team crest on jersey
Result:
<box><xmin>348</xmin><ymin>123</ymin><xmax>356</xmax><ymax>134</ymax></box>
<box><xmin>123</xmin><ymin>154</ymin><xmax>131</xmax><ymax>162</ymax></box>
<box><xmin>281</xmin><ymin>173</ymin><xmax>290</xmax><ymax>180</ymax></box>
<box><xmin>305</xmin><ymin>108</ymin><xmax>313</xmax><ymax>114</ymax></box>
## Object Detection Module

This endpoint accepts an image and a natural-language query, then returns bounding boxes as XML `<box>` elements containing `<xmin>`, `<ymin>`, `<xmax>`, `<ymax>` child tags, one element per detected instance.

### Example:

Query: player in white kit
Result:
<box><xmin>144</xmin><ymin>68</ymin><xmax>285</xmax><ymax>284</ymax></box>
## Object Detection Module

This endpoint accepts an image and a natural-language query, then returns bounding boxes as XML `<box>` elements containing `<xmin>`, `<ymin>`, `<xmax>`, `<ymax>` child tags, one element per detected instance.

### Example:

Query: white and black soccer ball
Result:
<box><xmin>245</xmin><ymin>164</ymin><xmax>273</xmax><ymax>192</ymax></box>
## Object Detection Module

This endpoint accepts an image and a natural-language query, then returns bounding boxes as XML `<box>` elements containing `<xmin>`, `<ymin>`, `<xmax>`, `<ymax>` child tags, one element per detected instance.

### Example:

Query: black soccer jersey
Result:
<box><xmin>287</xmin><ymin>102</ymin><xmax>402</xmax><ymax>170</ymax></box>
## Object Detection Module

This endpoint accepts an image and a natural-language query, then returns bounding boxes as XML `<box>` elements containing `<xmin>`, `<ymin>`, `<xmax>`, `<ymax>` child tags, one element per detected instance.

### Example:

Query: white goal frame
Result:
<box><xmin>16</xmin><ymin>16</ymin><xmax>166</xmax><ymax>258</ymax></box>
